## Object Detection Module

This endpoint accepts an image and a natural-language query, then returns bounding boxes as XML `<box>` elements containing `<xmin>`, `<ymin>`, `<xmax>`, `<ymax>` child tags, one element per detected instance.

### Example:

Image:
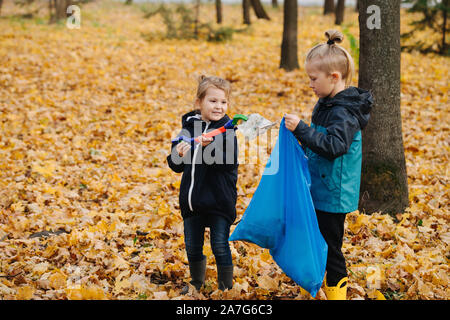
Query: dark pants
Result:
<box><xmin>316</xmin><ymin>209</ymin><xmax>347</xmax><ymax>286</ymax></box>
<box><xmin>183</xmin><ymin>214</ymin><xmax>233</xmax><ymax>266</ymax></box>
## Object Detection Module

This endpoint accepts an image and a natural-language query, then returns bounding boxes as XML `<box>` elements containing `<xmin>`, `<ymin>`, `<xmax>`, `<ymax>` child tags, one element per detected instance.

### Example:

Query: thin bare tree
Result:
<box><xmin>335</xmin><ymin>0</ymin><xmax>345</xmax><ymax>25</ymax></box>
<box><xmin>215</xmin><ymin>0</ymin><xmax>222</xmax><ymax>24</ymax></box>
<box><xmin>280</xmin><ymin>0</ymin><xmax>299</xmax><ymax>71</ymax></box>
<box><xmin>323</xmin><ymin>0</ymin><xmax>335</xmax><ymax>15</ymax></box>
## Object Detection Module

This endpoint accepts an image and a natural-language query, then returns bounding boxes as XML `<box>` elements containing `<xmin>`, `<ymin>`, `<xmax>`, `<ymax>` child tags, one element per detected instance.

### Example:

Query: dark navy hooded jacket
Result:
<box><xmin>293</xmin><ymin>86</ymin><xmax>373</xmax><ymax>213</ymax></box>
<box><xmin>167</xmin><ymin>111</ymin><xmax>238</xmax><ymax>224</ymax></box>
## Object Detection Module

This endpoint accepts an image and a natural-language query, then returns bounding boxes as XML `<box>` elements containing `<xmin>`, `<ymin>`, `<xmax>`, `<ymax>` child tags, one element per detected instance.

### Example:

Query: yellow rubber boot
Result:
<box><xmin>323</xmin><ymin>277</ymin><xmax>348</xmax><ymax>300</ymax></box>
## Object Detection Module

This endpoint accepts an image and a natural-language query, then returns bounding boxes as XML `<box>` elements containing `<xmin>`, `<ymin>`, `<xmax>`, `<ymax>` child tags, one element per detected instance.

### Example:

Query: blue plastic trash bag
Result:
<box><xmin>229</xmin><ymin>117</ymin><xmax>328</xmax><ymax>297</ymax></box>
<box><xmin>228</xmin><ymin>132</ymin><xmax>285</xmax><ymax>249</ymax></box>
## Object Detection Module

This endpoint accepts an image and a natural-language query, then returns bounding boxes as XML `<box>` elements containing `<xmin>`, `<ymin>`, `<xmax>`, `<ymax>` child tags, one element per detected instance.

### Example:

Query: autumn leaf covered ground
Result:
<box><xmin>0</xmin><ymin>0</ymin><xmax>448</xmax><ymax>300</ymax></box>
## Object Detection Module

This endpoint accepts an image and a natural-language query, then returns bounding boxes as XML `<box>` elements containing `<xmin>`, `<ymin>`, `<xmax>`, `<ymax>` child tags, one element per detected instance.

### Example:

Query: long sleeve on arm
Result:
<box><xmin>167</xmin><ymin>142</ymin><xmax>186</xmax><ymax>173</ymax></box>
<box><xmin>292</xmin><ymin>107</ymin><xmax>360</xmax><ymax>161</ymax></box>
<box><xmin>202</xmin><ymin>129</ymin><xmax>238</xmax><ymax>171</ymax></box>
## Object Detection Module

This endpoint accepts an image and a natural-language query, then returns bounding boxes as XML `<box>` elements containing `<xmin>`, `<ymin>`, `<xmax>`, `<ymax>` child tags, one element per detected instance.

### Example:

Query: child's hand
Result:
<box><xmin>198</xmin><ymin>135</ymin><xmax>213</xmax><ymax>147</ymax></box>
<box><xmin>176</xmin><ymin>141</ymin><xmax>191</xmax><ymax>157</ymax></box>
<box><xmin>284</xmin><ymin>114</ymin><xmax>301</xmax><ymax>132</ymax></box>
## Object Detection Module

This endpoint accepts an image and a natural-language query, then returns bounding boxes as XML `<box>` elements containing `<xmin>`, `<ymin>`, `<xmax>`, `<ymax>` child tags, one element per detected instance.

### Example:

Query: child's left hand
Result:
<box><xmin>198</xmin><ymin>135</ymin><xmax>214</xmax><ymax>147</ymax></box>
<box><xmin>284</xmin><ymin>114</ymin><xmax>301</xmax><ymax>132</ymax></box>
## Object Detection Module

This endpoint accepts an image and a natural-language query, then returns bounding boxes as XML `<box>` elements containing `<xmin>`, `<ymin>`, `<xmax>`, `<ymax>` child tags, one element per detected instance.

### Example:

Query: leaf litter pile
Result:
<box><xmin>0</xmin><ymin>1</ymin><xmax>448</xmax><ymax>300</ymax></box>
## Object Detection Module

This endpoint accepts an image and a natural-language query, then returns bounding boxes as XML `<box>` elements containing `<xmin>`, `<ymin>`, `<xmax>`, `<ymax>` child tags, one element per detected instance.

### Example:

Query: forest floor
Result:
<box><xmin>0</xmin><ymin>1</ymin><xmax>448</xmax><ymax>300</ymax></box>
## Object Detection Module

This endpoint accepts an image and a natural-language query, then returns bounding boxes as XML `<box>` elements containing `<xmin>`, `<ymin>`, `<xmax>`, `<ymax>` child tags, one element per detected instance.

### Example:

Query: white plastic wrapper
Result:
<box><xmin>237</xmin><ymin>113</ymin><xmax>276</xmax><ymax>140</ymax></box>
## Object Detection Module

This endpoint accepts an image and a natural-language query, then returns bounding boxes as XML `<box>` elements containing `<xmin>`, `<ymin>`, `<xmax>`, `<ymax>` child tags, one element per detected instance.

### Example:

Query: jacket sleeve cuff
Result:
<box><xmin>292</xmin><ymin>120</ymin><xmax>310</xmax><ymax>143</ymax></box>
<box><xmin>167</xmin><ymin>147</ymin><xmax>185</xmax><ymax>173</ymax></box>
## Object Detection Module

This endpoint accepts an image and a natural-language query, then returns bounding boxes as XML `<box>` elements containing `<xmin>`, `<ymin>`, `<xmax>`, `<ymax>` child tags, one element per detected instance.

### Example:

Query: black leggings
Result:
<box><xmin>316</xmin><ymin>209</ymin><xmax>347</xmax><ymax>286</ymax></box>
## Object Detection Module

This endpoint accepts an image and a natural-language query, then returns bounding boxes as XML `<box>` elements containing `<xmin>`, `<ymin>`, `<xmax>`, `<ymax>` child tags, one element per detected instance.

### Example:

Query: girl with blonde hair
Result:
<box><xmin>167</xmin><ymin>75</ymin><xmax>238</xmax><ymax>292</ymax></box>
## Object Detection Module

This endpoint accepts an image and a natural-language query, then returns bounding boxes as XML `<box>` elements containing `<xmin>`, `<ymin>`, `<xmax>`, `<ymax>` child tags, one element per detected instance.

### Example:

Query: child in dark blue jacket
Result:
<box><xmin>285</xmin><ymin>30</ymin><xmax>373</xmax><ymax>300</ymax></box>
<box><xmin>167</xmin><ymin>75</ymin><xmax>238</xmax><ymax>292</ymax></box>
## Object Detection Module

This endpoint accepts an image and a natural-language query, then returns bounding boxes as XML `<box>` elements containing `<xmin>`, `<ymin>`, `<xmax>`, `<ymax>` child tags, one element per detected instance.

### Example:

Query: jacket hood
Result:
<box><xmin>319</xmin><ymin>86</ymin><xmax>373</xmax><ymax>129</ymax></box>
<box><xmin>181</xmin><ymin>110</ymin><xmax>231</xmax><ymax>129</ymax></box>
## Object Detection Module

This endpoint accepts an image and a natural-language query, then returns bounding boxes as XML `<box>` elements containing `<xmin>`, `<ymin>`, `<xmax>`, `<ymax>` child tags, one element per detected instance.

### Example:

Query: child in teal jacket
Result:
<box><xmin>285</xmin><ymin>30</ymin><xmax>373</xmax><ymax>300</ymax></box>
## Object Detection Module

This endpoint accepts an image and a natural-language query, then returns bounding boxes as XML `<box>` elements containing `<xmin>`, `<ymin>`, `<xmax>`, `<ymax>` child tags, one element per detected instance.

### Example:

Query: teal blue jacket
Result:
<box><xmin>293</xmin><ymin>87</ymin><xmax>373</xmax><ymax>213</ymax></box>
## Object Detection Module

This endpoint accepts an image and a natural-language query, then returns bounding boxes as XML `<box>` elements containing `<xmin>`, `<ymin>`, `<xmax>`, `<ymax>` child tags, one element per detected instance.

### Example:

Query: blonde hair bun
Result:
<box><xmin>305</xmin><ymin>29</ymin><xmax>355</xmax><ymax>87</ymax></box>
<box><xmin>325</xmin><ymin>30</ymin><xmax>344</xmax><ymax>44</ymax></box>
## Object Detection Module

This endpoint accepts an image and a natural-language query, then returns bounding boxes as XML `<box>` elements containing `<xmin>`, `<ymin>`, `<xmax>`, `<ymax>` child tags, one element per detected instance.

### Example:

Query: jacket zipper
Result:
<box><xmin>188</xmin><ymin>122</ymin><xmax>209</xmax><ymax>212</ymax></box>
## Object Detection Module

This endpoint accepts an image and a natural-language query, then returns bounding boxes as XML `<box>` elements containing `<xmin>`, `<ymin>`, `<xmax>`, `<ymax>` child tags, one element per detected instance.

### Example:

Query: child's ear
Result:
<box><xmin>331</xmin><ymin>72</ymin><xmax>342</xmax><ymax>83</ymax></box>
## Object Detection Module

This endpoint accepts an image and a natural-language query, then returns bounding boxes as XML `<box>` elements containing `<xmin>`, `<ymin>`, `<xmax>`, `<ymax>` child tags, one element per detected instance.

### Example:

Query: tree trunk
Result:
<box><xmin>49</xmin><ymin>0</ymin><xmax>53</xmax><ymax>22</ymax></box>
<box><xmin>56</xmin><ymin>0</ymin><xmax>69</xmax><ymax>20</ymax></box>
<box><xmin>0</xmin><ymin>0</ymin><xmax>3</xmax><ymax>16</ymax></box>
<box><xmin>441</xmin><ymin>0</ymin><xmax>448</xmax><ymax>55</ymax></box>
<box><xmin>49</xmin><ymin>0</ymin><xmax>72</xmax><ymax>23</ymax></box>
<box><xmin>280</xmin><ymin>0</ymin><xmax>299</xmax><ymax>71</ymax></box>
<box><xmin>355</xmin><ymin>0</ymin><xmax>359</xmax><ymax>12</ymax></box>
<box><xmin>194</xmin><ymin>0</ymin><xmax>201</xmax><ymax>38</ymax></box>
<box><xmin>272</xmin><ymin>0</ymin><xmax>278</xmax><ymax>8</ymax></box>
<box><xmin>243</xmin><ymin>0</ymin><xmax>251</xmax><ymax>25</ymax></box>
<box><xmin>215</xmin><ymin>0</ymin><xmax>222</xmax><ymax>24</ymax></box>
<box><xmin>250</xmin><ymin>0</ymin><xmax>270</xmax><ymax>20</ymax></box>
<box><xmin>335</xmin><ymin>0</ymin><xmax>345</xmax><ymax>25</ymax></box>
<box><xmin>323</xmin><ymin>0</ymin><xmax>335</xmax><ymax>15</ymax></box>
<box><xmin>358</xmin><ymin>0</ymin><xmax>409</xmax><ymax>215</ymax></box>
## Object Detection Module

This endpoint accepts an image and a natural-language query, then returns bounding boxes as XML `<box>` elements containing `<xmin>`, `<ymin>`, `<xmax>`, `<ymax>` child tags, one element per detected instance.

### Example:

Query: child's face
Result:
<box><xmin>197</xmin><ymin>87</ymin><xmax>228</xmax><ymax>122</ymax></box>
<box><xmin>305</xmin><ymin>61</ymin><xmax>341</xmax><ymax>98</ymax></box>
